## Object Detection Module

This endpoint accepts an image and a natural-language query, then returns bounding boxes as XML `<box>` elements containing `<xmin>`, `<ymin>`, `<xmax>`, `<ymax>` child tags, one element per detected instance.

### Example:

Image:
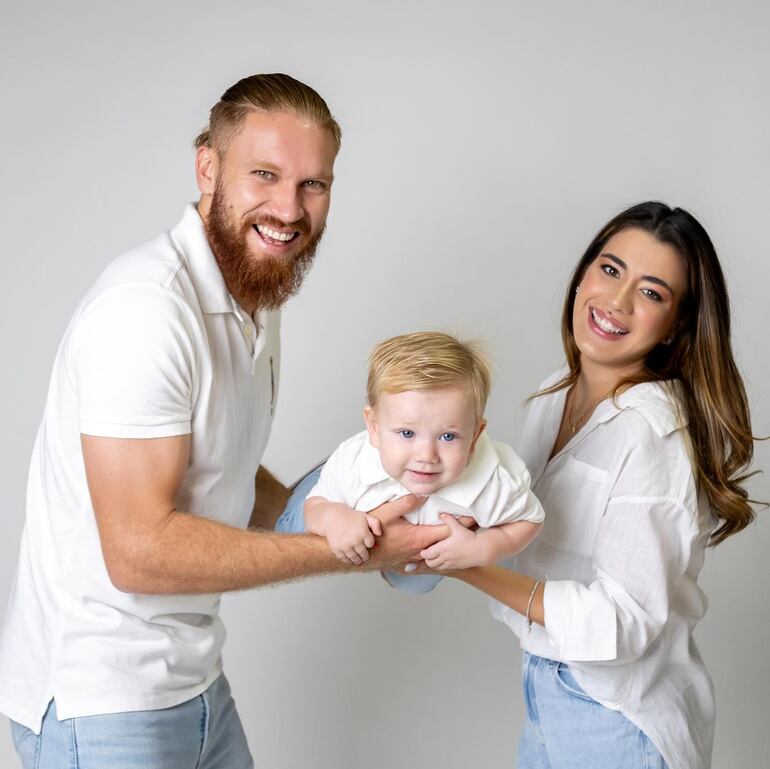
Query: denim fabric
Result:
<box><xmin>10</xmin><ymin>674</ymin><xmax>252</xmax><ymax>769</ymax></box>
<box><xmin>275</xmin><ymin>464</ymin><xmax>443</xmax><ymax>594</ymax></box>
<box><xmin>274</xmin><ymin>466</ymin><xmax>322</xmax><ymax>533</ymax></box>
<box><xmin>518</xmin><ymin>653</ymin><xmax>667</xmax><ymax>769</ymax></box>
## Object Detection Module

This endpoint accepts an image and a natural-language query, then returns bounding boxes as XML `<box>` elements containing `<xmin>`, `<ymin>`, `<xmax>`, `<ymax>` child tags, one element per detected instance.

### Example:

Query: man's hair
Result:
<box><xmin>367</xmin><ymin>332</ymin><xmax>493</xmax><ymax>422</ymax></box>
<box><xmin>194</xmin><ymin>73</ymin><xmax>342</xmax><ymax>154</ymax></box>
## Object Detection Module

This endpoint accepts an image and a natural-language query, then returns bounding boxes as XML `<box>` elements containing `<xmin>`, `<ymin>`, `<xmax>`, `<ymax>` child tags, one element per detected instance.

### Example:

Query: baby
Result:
<box><xmin>303</xmin><ymin>332</ymin><xmax>544</xmax><ymax>590</ymax></box>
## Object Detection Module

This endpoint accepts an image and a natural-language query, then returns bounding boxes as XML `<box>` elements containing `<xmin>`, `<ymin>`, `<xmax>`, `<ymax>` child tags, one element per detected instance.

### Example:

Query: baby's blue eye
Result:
<box><xmin>440</xmin><ymin>432</ymin><xmax>456</xmax><ymax>442</ymax></box>
<box><xmin>398</xmin><ymin>430</ymin><xmax>414</xmax><ymax>439</ymax></box>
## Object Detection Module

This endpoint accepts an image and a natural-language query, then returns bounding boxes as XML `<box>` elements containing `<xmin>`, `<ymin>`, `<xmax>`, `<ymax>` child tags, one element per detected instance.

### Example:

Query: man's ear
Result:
<box><xmin>364</xmin><ymin>405</ymin><xmax>380</xmax><ymax>449</ymax></box>
<box><xmin>195</xmin><ymin>145</ymin><xmax>219</xmax><ymax>196</ymax></box>
<box><xmin>469</xmin><ymin>419</ymin><xmax>487</xmax><ymax>454</ymax></box>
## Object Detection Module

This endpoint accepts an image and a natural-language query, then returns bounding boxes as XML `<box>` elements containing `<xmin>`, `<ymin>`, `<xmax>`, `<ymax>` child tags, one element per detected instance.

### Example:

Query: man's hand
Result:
<box><xmin>366</xmin><ymin>496</ymin><xmax>463</xmax><ymax>570</ymax></box>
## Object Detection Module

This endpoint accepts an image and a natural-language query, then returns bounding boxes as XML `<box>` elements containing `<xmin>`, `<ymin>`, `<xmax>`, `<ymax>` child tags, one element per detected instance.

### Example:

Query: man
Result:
<box><xmin>0</xmin><ymin>74</ymin><xmax>447</xmax><ymax>768</ymax></box>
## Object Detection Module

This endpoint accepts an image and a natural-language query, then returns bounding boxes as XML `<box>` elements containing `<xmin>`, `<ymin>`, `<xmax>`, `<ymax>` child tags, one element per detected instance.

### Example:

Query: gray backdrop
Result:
<box><xmin>1</xmin><ymin>1</ymin><xmax>768</xmax><ymax>767</ymax></box>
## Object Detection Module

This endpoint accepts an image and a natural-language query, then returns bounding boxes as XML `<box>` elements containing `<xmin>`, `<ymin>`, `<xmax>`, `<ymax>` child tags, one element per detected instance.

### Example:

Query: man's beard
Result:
<box><xmin>204</xmin><ymin>182</ymin><xmax>324</xmax><ymax>311</ymax></box>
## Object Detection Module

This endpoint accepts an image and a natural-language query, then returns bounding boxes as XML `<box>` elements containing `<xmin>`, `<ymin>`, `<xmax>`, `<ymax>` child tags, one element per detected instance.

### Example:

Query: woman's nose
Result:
<box><xmin>608</xmin><ymin>281</ymin><xmax>634</xmax><ymax>314</ymax></box>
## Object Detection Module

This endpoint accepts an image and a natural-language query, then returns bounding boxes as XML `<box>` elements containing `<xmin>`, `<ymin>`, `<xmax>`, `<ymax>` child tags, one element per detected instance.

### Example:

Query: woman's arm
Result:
<box><xmin>455</xmin><ymin>564</ymin><xmax>545</xmax><ymax>627</ymax></box>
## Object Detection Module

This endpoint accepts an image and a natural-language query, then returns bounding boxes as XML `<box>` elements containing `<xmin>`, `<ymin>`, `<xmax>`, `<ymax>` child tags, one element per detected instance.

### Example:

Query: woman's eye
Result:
<box><xmin>398</xmin><ymin>430</ymin><xmax>414</xmax><ymax>439</ymax></box>
<box><xmin>439</xmin><ymin>433</ymin><xmax>456</xmax><ymax>442</ymax></box>
<box><xmin>642</xmin><ymin>288</ymin><xmax>663</xmax><ymax>302</ymax></box>
<box><xmin>600</xmin><ymin>263</ymin><xmax>619</xmax><ymax>277</ymax></box>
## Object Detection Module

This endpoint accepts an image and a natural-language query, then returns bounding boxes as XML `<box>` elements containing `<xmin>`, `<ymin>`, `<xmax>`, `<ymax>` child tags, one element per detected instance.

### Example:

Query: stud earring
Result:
<box><xmin>575</xmin><ymin>284</ymin><xmax>580</xmax><ymax>293</ymax></box>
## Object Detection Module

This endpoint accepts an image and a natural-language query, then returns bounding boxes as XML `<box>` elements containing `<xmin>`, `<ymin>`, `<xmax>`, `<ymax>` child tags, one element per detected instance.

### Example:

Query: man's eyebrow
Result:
<box><xmin>601</xmin><ymin>252</ymin><xmax>674</xmax><ymax>294</ymax></box>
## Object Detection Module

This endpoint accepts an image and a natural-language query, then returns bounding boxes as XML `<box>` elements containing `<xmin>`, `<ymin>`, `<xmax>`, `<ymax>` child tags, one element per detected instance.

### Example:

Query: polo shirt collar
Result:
<box><xmin>357</xmin><ymin>431</ymin><xmax>501</xmax><ymax>508</ymax></box>
<box><xmin>170</xmin><ymin>203</ymin><xmax>233</xmax><ymax>314</ymax></box>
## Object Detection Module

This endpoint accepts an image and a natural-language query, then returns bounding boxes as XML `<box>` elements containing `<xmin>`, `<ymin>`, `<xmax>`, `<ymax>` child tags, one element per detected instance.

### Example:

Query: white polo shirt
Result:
<box><xmin>0</xmin><ymin>204</ymin><xmax>280</xmax><ymax>732</ymax></box>
<box><xmin>309</xmin><ymin>430</ymin><xmax>544</xmax><ymax>526</ymax></box>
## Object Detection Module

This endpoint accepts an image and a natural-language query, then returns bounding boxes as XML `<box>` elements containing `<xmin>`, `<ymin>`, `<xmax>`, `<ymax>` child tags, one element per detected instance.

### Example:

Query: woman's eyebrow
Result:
<box><xmin>602</xmin><ymin>252</ymin><xmax>673</xmax><ymax>294</ymax></box>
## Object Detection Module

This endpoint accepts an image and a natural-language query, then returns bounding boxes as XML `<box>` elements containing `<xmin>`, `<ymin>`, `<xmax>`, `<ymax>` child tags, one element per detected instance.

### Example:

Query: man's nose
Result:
<box><xmin>269</xmin><ymin>183</ymin><xmax>304</xmax><ymax>225</ymax></box>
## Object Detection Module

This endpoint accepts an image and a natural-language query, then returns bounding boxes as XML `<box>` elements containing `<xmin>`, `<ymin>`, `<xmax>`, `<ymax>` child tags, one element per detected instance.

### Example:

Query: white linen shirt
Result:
<box><xmin>0</xmin><ymin>204</ymin><xmax>280</xmax><ymax>732</ymax></box>
<box><xmin>490</xmin><ymin>371</ymin><xmax>716</xmax><ymax>769</ymax></box>
<box><xmin>309</xmin><ymin>430</ymin><xmax>544</xmax><ymax>527</ymax></box>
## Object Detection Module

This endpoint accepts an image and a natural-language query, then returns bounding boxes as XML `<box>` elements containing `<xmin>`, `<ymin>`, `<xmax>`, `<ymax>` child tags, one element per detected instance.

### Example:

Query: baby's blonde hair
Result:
<box><xmin>367</xmin><ymin>332</ymin><xmax>493</xmax><ymax>422</ymax></box>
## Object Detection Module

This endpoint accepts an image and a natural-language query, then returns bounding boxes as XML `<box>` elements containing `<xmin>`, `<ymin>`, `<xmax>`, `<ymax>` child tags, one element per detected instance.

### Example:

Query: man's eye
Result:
<box><xmin>398</xmin><ymin>430</ymin><xmax>414</xmax><ymax>439</ymax></box>
<box><xmin>440</xmin><ymin>433</ymin><xmax>456</xmax><ymax>442</ymax></box>
<box><xmin>253</xmin><ymin>170</ymin><xmax>274</xmax><ymax>179</ymax></box>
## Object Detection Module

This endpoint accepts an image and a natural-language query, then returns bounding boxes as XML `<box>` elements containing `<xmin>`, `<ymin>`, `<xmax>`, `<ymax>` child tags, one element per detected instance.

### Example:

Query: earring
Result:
<box><xmin>575</xmin><ymin>284</ymin><xmax>580</xmax><ymax>293</ymax></box>
<box><xmin>664</xmin><ymin>336</ymin><xmax>674</xmax><ymax>345</ymax></box>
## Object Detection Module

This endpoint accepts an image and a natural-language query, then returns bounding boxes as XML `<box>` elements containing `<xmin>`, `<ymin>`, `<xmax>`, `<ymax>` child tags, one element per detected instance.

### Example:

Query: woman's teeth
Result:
<box><xmin>591</xmin><ymin>309</ymin><xmax>628</xmax><ymax>335</ymax></box>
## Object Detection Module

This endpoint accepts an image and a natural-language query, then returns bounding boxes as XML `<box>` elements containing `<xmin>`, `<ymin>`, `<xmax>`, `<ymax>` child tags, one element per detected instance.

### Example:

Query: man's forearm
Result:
<box><xmin>110</xmin><ymin>509</ymin><xmax>345</xmax><ymax>594</ymax></box>
<box><xmin>108</xmin><ymin>496</ymin><xmax>447</xmax><ymax>595</ymax></box>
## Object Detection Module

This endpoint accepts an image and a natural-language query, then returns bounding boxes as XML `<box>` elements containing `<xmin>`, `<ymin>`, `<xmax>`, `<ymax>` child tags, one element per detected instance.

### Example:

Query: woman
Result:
<box><xmin>418</xmin><ymin>201</ymin><xmax>758</xmax><ymax>769</ymax></box>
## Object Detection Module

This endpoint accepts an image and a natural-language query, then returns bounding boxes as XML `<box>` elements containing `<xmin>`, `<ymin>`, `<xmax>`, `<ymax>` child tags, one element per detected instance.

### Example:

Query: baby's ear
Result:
<box><xmin>364</xmin><ymin>405</ymin><xmax>380</xmax><ymax>448</ymax></box>
<box><xmin>470</xmin><ymin>419</ymin><xmax>487</xmax><ymax>453</ymax></box>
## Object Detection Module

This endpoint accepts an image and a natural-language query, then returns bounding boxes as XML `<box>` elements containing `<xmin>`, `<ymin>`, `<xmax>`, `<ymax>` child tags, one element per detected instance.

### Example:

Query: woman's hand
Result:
<box><xmin>417</xmin><ymin>513</ymin><xmax>486</xmax><ymax>570</ymax></box>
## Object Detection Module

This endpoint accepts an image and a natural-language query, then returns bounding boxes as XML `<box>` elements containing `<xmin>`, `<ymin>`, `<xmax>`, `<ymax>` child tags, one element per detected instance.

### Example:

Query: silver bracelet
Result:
<box><xmin>525</xmin><ymin>578</ymin><xmax>543</xmax><ymax>633</ymax></box>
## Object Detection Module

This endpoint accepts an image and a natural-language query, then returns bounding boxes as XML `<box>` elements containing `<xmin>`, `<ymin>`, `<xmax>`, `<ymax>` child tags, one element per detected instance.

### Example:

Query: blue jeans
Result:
<box><xmin>275</xmin><ymin>465</ymin><xmax>443</xmax><ymax>594</ymax></box>
<box><xmin>10</xmin><ymin>674</ymin><xmax>252</xmax><ymax>769</ymax></box>
<box><xmin>518</xmin><ymin>653</ymin><xmax>667</xmax><ymax>769</ymax></box>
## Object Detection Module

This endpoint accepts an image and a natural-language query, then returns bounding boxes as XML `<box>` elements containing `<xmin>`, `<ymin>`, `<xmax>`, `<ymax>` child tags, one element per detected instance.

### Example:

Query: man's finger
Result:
<box><xmin>371</xmin><ymin>494</ymin><xmax>425</xmax><ymax>525</ymax></box>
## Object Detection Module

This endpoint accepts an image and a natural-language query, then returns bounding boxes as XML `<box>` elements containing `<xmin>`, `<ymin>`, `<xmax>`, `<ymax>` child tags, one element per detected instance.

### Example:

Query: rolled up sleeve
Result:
<box><xmin>543</xmin><ymin>495</ymin><xmax>696</xmax><ymax>663</ymax></box>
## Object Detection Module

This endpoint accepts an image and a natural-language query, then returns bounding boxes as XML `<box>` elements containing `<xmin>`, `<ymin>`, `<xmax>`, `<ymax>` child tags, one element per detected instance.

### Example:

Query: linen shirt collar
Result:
<box><xmin>357</xmin><ymin>431</ymin><xmax>501</xmax><ymax>507</ymax></box>
<box><xmin>169</xmin><ymin>203</ymin><xmax>233</xmax><ymax>315</ymax></box>
<box><xmin>594</xmin><ymin>380</ymin><xmax>687</xmax><ymax>437</ymax></box>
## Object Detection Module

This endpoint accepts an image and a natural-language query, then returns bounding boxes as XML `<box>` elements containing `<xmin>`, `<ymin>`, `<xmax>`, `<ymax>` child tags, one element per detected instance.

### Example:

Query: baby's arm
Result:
<box><xmin>420</xmin><ymin>515</ymin><xmax>542</xmax><ymax>570</ymax></box>
<box><xmin>304</xmin><ymin>496</ymin><xmax>382</xmax><ymax>565</ymax></box>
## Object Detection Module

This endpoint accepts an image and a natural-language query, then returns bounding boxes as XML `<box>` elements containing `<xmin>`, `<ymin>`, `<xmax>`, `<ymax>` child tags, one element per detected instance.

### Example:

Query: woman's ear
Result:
<box><xmin>364</xmin><ymin>405</ymin><xmax>380</xmax><ymax>449</ymax></box>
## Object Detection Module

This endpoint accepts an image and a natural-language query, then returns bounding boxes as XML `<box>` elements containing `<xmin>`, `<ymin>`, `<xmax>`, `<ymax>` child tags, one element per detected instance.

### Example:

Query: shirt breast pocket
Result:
<box><xmin>538</xmin><ymin>455</ymin><xmax>611</xmax><ymax>556</ymax></box>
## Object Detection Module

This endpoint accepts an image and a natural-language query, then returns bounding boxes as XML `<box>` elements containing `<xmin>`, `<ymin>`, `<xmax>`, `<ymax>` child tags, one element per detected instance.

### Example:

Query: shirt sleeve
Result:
<box><xmin>306</xmin><ymin>439</ymin><xmax>356</xmax><ymax>505</ymax></box>
<box><xmin>473</xmin><ymin>442</ymin><xmax>545</xmax><ymax>527</ymax></box>
<box><xmin>542</xmin><ymin>433</ymin><xmax>699</xmax><ymax>663</ymax></box>
<box><xmin>70</xmin><ymin>284</ymin><xmax>198</xmax><ymax>439</ymax></box>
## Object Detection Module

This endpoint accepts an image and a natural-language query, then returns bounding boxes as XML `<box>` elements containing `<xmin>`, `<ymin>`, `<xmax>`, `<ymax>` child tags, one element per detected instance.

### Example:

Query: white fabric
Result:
<box><xmin>490</xmin><ymin>370</ymin><xmax>716</xmax><ymax>769</ymax></box>
<box><xmin>0</xmin><ymin>204</ymin><xmax>280</xmax><ymax>732</ymax></box>
<box><xmin>309</xmin><ymin>430</ymin><xmax>544</xmax><ymax>526</ymax></box>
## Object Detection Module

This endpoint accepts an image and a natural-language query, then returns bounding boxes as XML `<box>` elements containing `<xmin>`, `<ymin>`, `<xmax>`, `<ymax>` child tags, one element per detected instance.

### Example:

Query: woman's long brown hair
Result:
<box><xmin>539</xmin><ymin>201</ymin><xmax>760</xmax><ymax>545</ymax></box>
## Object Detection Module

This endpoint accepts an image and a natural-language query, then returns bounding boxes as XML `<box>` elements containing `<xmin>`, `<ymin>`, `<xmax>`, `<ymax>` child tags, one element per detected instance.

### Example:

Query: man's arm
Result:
<box><xmin>248</xmin><ymin>465</ymin><xmax>291</xmax><ymax>530</ymax></box>
<box><xmin>82</xmin><ymin>433</ymin><xmax>446</xmax><ymax>595</ymax></box>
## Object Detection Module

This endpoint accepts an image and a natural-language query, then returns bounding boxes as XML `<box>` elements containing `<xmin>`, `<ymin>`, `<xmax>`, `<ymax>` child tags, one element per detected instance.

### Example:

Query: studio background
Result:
<box><xmin>1</xmin><ymin>1</ymin><xmax>768</xmax><ymax>767</ymax></box>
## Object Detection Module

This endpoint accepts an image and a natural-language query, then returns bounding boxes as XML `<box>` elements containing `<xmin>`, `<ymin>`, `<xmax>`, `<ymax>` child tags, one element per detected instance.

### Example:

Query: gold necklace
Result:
<box><xmin>567</xmin><ymin>388</ymin><xmax>608</xmax><ymax>434</ymax></box>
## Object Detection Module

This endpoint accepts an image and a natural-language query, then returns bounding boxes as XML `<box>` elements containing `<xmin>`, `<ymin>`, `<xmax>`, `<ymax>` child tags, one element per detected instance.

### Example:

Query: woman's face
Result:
<box><xmin>572</xmin><ymin>227</ymin><xmax>688</xmax><ymax>376</ymax></box>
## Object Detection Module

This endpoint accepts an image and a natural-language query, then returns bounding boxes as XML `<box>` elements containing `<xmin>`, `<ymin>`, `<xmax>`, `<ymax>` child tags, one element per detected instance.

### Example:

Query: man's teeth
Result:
<box><xmin>592</xmin><ymin>309</ymin><xmax>627</xmax><ymax>335</ymax></box>
<box><xmin>256</xmin><ymin>224</ymin><xmax>296</xmax><ymax>242</ymax></box>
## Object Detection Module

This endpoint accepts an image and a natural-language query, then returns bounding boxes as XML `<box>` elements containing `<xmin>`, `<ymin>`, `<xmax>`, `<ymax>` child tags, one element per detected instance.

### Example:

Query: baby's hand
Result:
<box><xmin>325</xmin><ymin>507</ymin><xmax>381</xmax><ymax>565</ymax></box>
<box><xmin>419</xmin><ymin>513</ymin><xmax>484</xmax><ymax>570</ymax></box>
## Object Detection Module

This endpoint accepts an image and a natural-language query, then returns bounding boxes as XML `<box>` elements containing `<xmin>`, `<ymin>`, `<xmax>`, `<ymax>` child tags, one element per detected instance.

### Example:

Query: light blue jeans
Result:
<box><xmin>10</xmin><ymin>674</ymin><xmax>252</xmax><ymax>769</ymax></box>
<box><xmin>275</xmin><ymin>464</ymin><xmax>443</xmax><ymax>594</ymax></box>
<box><xmin>518</xmin><ymin>653</ymin><xmax>668</xmax><ymax>769</ymax></box>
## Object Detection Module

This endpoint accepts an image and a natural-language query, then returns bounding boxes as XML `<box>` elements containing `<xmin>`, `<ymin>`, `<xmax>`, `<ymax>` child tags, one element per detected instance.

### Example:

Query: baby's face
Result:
<box><xmin>364</xmin><ymin>387</ymin><xmax>485</xmax><ymax>495</ymax></box>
